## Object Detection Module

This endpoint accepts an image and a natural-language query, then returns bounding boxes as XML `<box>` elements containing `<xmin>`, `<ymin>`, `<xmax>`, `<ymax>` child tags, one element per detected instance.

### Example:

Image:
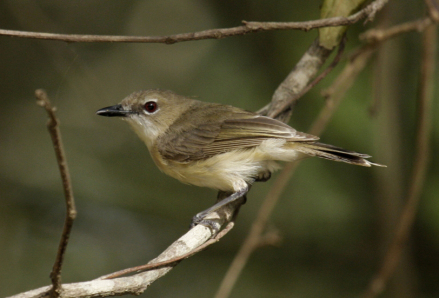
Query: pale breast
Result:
<box><xmin>155</xmin><ymin>145</ymin><xmax>282</xmax><ymax>192</ymax></box>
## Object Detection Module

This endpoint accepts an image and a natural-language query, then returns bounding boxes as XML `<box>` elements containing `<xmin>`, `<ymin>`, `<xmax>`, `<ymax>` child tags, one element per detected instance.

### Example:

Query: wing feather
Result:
<box><xmin>157</xmin><ymin>102</ymin><xmax>318</xmax><ymax>162</ymax></box>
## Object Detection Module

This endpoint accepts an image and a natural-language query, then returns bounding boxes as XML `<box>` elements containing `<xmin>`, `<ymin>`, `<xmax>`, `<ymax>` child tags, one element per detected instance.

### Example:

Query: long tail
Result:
<box><xmin>294</xmin><ymin>142</ymin><xmax>386</xmax><ymax>167</ymax></box>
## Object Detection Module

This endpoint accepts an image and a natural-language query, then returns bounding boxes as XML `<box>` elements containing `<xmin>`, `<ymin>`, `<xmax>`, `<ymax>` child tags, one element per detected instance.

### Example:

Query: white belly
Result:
<box><xmin>154</xmin><ymin>139</ymin><xmax>303</xmax><ymax>192</ymax></box>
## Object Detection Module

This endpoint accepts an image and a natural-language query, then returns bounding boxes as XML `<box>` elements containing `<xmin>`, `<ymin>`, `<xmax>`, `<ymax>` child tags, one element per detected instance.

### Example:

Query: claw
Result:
<box><xmin>255</xmin><ymin>171</ymin><xmax>271</xmax><ymax>182</ymax></box>
<box><xmin>189</xmin><ymin>186</ymin><xmax>249</xmax><ymax>229</ymax></box>
<box><xmin>190</xmin><ymin>218</ymin><xmax>222</xmax><ymax>234</ymax></box>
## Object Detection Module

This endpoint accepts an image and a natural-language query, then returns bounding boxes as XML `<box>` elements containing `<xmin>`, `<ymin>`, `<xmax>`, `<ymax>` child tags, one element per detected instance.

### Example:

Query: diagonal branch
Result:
<box><xmin>98</xmin><ymin>222</ymin><xmax>235</xmax><ymax>280</ymax></box>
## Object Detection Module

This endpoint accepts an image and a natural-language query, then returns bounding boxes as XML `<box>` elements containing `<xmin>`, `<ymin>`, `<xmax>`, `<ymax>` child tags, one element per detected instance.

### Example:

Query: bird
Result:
<box><xmin>97</xmin><ymin>89</ymin><xmax>385</xmax><ymax>225</ymax></box>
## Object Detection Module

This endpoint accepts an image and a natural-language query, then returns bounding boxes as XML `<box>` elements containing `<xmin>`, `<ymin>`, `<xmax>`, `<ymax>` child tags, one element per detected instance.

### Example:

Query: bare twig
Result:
<box><xmin>99</xmin><ymin>222</ymin><xmax>235</xmax><ymax>280</ymax></box>
<box><xmin>360</xmin><ymin>17</ymin><xmax>433</xmax><ymax>43</ymax></box>
<box><xmin>35</xmin><ymin>90</ymin><xmax>77</xmax><ymax>297</ymax></box>
<box><xmin>362</xmin><ymin>23</ymin><xmax>437</xmax><ymax>298</ymax></box>
<box><xmin>0</xmin><ymin>0</ymin><xmax>388</xmax><ymax>44</ymax></box>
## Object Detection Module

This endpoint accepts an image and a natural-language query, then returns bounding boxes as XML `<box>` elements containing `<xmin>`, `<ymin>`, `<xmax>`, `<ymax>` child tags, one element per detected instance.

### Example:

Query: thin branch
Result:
<box><xmin>35</xmin><ymin>90</ymin><xmax>77</xmax><ymax>298</ymax></box>
<box><xmin>0</xmin><ymin>0</ymin><xmax>388</xmax><ymax>44</ymax></box>
<box><xmin>361</xmin><ymin>23</ymin><xmax>437</xmax><ymax>298</ymax></box>
<box><xmin>360</xmin><ymin>17</ymin><xmax>433</xmax><ymax>43</ymax></box>
<box><xmin>99</xmin><ymin>222</ymin><xmax>235</xmax><ymax>280</ymax></box>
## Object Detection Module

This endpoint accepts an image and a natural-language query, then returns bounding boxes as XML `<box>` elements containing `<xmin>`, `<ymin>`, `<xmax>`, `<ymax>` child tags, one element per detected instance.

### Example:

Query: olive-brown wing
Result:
<box><xmin>157</xmin><ymin>107</ymin><xmax>318</xmax><ymax>162</ymax></box>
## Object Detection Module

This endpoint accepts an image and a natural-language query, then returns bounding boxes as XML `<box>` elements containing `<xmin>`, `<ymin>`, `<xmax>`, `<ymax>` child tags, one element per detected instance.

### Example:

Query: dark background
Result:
<box><xmin>1</xmin><ymin>1</ymin><xmax>438</xmax><ymax>297</ymax></box>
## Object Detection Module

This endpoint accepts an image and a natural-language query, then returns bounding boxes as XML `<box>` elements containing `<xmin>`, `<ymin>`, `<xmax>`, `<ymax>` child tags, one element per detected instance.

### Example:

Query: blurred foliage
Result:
<box><xmin>319</xmin><ymin>0</ymin><xmax>367</xmax><ymax>49</ymax></box>
<box><xmin>0</xmin><ymin>0</ymin><xmax>438</xmax><ymax>297</ymax></box>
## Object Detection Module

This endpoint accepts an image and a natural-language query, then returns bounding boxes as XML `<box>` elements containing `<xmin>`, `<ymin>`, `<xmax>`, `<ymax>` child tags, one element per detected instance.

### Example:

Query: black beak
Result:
<box><xmin>96</xmin><ymin>104</ymin><xmax>131</xmax><ymax>117</ymax></box>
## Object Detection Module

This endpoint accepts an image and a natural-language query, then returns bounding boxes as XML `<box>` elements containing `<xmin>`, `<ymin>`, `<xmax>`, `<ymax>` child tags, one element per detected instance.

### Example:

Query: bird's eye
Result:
<box><xmin>144</xmin><ymin>101</ymin><xmax>158</xmax><ymax>113</ymax></box>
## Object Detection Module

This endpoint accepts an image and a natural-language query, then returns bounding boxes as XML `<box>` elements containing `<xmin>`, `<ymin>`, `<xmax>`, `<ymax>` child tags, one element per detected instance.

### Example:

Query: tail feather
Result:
<box><xmin>295</xmin><ymin>142</ymin><xmax>386</xmax><ymax>167</ymax></box>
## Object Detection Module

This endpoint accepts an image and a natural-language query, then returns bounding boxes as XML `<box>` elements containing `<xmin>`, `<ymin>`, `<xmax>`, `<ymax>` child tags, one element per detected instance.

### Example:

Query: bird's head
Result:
<box><xmin>97</xmin><ymin>89</ymin><xmax>194</xmax><ymax>149</ymax></box>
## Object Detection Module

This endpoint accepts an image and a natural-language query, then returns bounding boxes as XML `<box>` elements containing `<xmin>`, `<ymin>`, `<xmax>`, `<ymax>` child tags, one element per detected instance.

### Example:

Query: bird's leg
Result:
<box><xmin>191</xmin><ymin>185</ymin><xmax>249</xmax><ymax>229</ymax></box>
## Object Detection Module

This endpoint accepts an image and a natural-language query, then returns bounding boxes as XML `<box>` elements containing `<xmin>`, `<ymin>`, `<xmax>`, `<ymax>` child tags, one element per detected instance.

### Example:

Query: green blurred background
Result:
<box><xmin>1</xmin><ymin>1</ymin><xmax>438</xmax><ymax>297</ymax></box>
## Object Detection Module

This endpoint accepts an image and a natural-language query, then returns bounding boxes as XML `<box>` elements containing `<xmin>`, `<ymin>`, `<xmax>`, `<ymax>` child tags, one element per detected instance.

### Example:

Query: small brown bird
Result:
<box><xmin>97</xmin><ymin>90</ymin><xmax>384</xmax><ymax>224</ymax></box>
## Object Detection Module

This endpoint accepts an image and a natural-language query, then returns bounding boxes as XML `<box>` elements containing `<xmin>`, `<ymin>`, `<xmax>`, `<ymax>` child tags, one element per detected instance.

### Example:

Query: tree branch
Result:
<box><xmin>0</xmin><ymin>0</ymin><xmax>388</xmax><ymax>44</ymax></box>
<box><xmin>360</xmin><ymin>17</ymin><xmax>434</xmax><ymax>43</ymax></box>
<box><xmin>35</xmin><ymin>90</ymin><xmax>77</xmax><ymax>298</ymax></box>
<box><xmin>98</xmin><ymin>222</ymin><xmax>235</xmax><ymax>280</ymax></box>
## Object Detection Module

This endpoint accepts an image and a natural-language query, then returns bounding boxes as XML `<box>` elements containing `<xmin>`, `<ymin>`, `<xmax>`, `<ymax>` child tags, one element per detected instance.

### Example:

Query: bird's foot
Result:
<box><xmin>254</xmin><ymin>171</ymin><xmax>271</xmax><ymax>182</ymax></box>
